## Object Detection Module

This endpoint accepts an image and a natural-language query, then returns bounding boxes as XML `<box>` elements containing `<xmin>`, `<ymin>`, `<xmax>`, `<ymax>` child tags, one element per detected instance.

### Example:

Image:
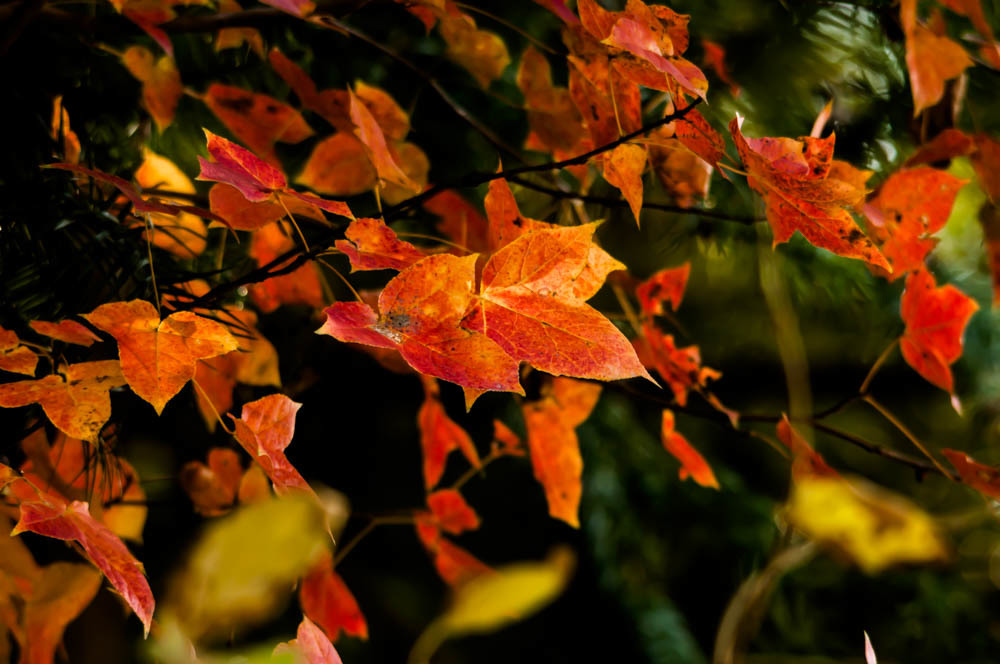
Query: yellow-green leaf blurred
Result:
<box><xmin>784</xmin><ymin>475</ymin><xmax>948</xmax><ymax>574</ymax></box>
<box><xmin>408</xmin><ymin>548</ymin><xmax>574</xmax><ymax>664</ymax></box>
<box><xmin>165</xmin><ymin>494</ymin><xmax>330</xmax><ymax>643</ymax></box>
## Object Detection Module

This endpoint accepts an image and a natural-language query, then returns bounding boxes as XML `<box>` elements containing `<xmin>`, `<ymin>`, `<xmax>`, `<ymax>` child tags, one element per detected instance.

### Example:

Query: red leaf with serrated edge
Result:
<box><xmin>661</xmin><ymin>409</ymin><xmax>717</xmax><ymax>488</ymax></box>
<box><xmin>427</xmin><ymin>489</ymin><xmax>480</xmax><ymax>535</ymax></box>
<box><xmin>671</xmin><ymin>106</ymin><xmax>727</xmax><ymax>170</ymax></box>
<box><xmin>1</xmin><ymin>467</ymin><xmax>154</xmax><ymax>636</ymax></box>
<box><xmin>484</xmin><ymin>176</ymin><xmax>552</xmax><ymax>252</ymax></box>
<box><xmin>197</xmin><ymin>129</ymin><xmax>286</xmax><ymax>202</ymax></box>
<box><xmin>900</xmin><ymin>269</ymin><xmax>979</xmax><ymax>394</ymax></box>
<box><xmin>637</xmin><ymin>263</ymin><xmax>690</xmax><ymax>316</ymax></box>
<box><xmin>730</xmin><ymin>116</ymin><xmax>888</xmax><ymax>270</ymax></box>
<box><xmin>415</xmin><ymin>520</ymin><xmax>493</xmax><ymax>587</ymax></box>
<box><xmin>318</xmin><ymin>255</ymin><xmax>523</xmax><ymax>397</ymax></box>
<box><xmin>942</xmin><ymin>449</ymin><xmax>1000</xmax><ymax>500</ymax></box>
<box><xmin>300</xmin><ymin>552</ymin><xmax>368</xmax><ymax>642</ymax></box>
<box><xmin>229</xmin><ymin>393</ymin><xmax>312</xmax><ymax>495</ymax></box>
<box><xmin>335</xmin><ymin>218</ymin><xmax>425</xmax><ymax>272</ymax></box>
<box><xmin>419</xmin><ymin>378</ymin><xmax>480</xmax><ymax>489</ymax></box>
<box><xmin>522</xmin><ymin>378</ymin><xmax>602</xmax><ymax>528</ymax></box>
<box><xmin>464</xmin><ymin>224</ymin><xmax>648</xmax><ymax>382</ymax></box>
<box><xmin>203</xmin><ymin>84</ymin><xmax>313</xmax><ymax>164</ymax></box>
<box><xmin>28</xmin><ymin>319</ymin><xmax>101</xmax><ymax>346</ymax></box>
<box><xmin>776</xmin><ymin>414</ymin><xmax>838</xmax><ymax>478</ymax></box>
<box><xmin>864</xmin><ymin>167</ymin><xmax>966</xmax><ymax>280</ymax></box>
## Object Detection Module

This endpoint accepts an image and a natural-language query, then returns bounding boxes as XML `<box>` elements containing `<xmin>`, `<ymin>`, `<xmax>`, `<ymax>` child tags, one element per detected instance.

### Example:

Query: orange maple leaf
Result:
<box><xmin>661</xmin><ymin>409</ymin><xmax>718</xmax><ymax>488</ymax></box>
<box><xmin>84</xmin><ymin>300</ymin><xmax>238</xmax><ymax>415</ymax></box>
<box><xmin>229</xmin><ymin>393</ymin><xmax>312</xmax><ymax>496</ymax></box>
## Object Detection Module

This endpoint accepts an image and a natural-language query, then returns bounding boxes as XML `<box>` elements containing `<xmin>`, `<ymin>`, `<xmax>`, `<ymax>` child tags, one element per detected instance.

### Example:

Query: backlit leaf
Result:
<box><xmin>299</xmin><ymin>551</ymin><xmax>368</xmax><ymax>642</ymax></box>
<box><xmin>661</xmin><ymin>409</ymin><xmax>718</xmax><ymax>488</ymax></box>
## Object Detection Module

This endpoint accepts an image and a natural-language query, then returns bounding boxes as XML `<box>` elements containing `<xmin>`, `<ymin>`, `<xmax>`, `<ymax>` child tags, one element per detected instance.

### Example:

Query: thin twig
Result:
<box><xmin>863</xmin><ymin>395</ymin><xmax>952</xmax><ymax>479</ymax></box>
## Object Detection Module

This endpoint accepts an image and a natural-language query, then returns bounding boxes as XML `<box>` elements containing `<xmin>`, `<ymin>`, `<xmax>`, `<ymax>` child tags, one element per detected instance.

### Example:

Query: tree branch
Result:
<box><xmin>382</xmin><ymin>98</ymin><xmax>705</xmax><ymax>220</ymax></box>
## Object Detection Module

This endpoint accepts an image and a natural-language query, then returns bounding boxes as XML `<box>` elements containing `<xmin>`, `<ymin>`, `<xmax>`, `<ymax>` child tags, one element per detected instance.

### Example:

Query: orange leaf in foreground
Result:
<box><xmin>730</xmin><ymin>116</ymin><xmax>888</xmax><ymax>270</ymax></box>
<box><xmin>84</xmin><ymin>300</ymin><xmax>238</xmax><ymax>414</ymax></box>
<box><xmin>121</xmin><ymin>46</ymin><xmax>181</xmax><ymax>131</ymax></box>
<box><xmin>28</xmin><ymin>319</ymin><xmax>101</xmax><ymax>346</ymax></box>
<box><xmin>942</xmin><ymin>449</ymin><xmax>1000</xmax><ymax>500</ymax></box>
<box><xmin>335</xmin><ymin>217</ymin><xmax>426</xmax><ymax>272</ymax></box>
<box><xmin>0</xmin><ymin>361</ymin><xmax>125</xmax><ymax>440</ymax></box>
<box><xmin>776</xmin><ymin>414</ymin><xmax>838</xmax><ymax>478</ymax></box>
<box><xmin>229</xmin><ymin>393</ymin><xmax>311</xmax><ymax>495</ymax></box>
<box><xmin>427</xmin><ymin>488</ymin><xmax>481</xmax><ymax>535</ymax></box>
<box><xmin>600</xmin><ymin>143</ymin><xmax>647</xmax><ymax>225</ymax></box>
<box><xmin>901</xmin><ymin>0</ymin><xmax>972</xmax><ymax>116</ymax></box>
<box><xmin>661</xmin><ymin>409</ymin><xmax>717</xmax><ymax>488</ymax></box>
<box><xmin>196</xmin><ymin>129</ymin><xmax>287</xmax><ymax>202</ymax></box>
<box><xmin>636</xmin><ymin>263</ymin><xmax>690</xmax><ymax>316</ymax></box>
<box><xmin>900</xmin><ymin>269</ymin><xmax>978</xmax><ymax>395</ymax></box>
<box><xmin>418</xmin><ymin>378</ymin><xmax>481</xmax><ymax>490</ymax></box>
<box><xmin>2</xmin><ymin>468</ymin><xmax>155</xmax><ymax>635</ymax></box>
<box><xmin>864</xmin><ymin>167</ymin><xmax>966</xmax><ymax>280</ymax></box>
<box><xmin>0</xmin><ymin>325</ymin><xmax>38</xmax><ymax>376</ymax></box>
<box><xmin>522</xmin><ymin>378</ymin><xmax>602</xmax><ymax>528</ymax></box>
<box><xmin>901</xmin><ymin>269</ymin><xmax>979</xmax><ymax>395</ymax></box>
<box><xmin>203</xmin><ymin>83</ymin><xmax>313</xmax><ymax>164</ymax></box>
<box><xmin>464</xmin><ymin>224</ymin><xmax>647</xmax><ymax>382</ymax></box>
<box><xmin>300</xmin><ymin>551</ymin><xmax>368</xmax><ymax>642</ymax></box>
<box><xmin>317</xmin><ymin>254</ymin><xmax>523</xmax><ymax>398</ymax></box>
<box><xmin>415</xmin><ymin>520</ymin><xmax>493</xmax><ymax>587</ymax></box>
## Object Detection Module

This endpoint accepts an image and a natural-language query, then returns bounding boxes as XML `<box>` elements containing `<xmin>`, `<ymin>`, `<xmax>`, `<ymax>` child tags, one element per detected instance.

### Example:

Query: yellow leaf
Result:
<box><xmin>165</xmin><ymin>494</ymin><xmax>329</xmax><ymax>644</ymax></box>
<box><xmin>784</xmin><ymin>475</ymin><xmax>948</xmax><ymax>574</ymax></box>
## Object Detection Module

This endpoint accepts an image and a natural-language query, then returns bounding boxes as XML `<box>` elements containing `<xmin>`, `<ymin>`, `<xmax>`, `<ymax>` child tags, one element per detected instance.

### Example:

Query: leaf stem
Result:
<box><xmin>332</xmin><ymin>514</ymin><xmax>415</xmax><ymax>568</ymax></box>
<box><xmin>191</xmin><ymin>376</ymin><xmax>234</xmax><ymax>434</ymax></box>
<box><xmin>859</xmin><ymin>339</ymin><xmax>898</xmax><ymax>395</ymax></box>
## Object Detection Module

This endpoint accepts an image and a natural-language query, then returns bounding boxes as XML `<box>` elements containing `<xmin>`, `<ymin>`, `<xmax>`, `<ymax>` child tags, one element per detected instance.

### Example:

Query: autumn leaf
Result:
<box><xmin>0</xmin><ymin>361</ymin><xmax>126</xmax><ymax>440</ymax></box>
<box><xmin>2</xmin><ymin>467</ymin><xmax>155</xmax><ymax>635</ymax></box>
<box><xmin>463</xmin><ymin>224</ymin><xmax>648</xmax><ymax>382</ymax></box>
<box><xmin>28</xmin><ymin>319</ymin><xmax>101</xmax><ymax>346</ymax></box>
<box><xmin>899</xmin><ymin>269</ymin><xmax>978</xmax><ymax>395</ymax></box>
<box><xmin>300</xmin><ymin>551</ymin><xmax>368</xmax><ymax>642</ymax></box>
<box><xmin>701</xmin><ymin>38</ymin><xmax>740</xmax><ymax>96</ymax></box>
<box><xmin>904</xmin><ymin>128</ymin><xmax>975</xmax><ymax>167</ymax></box>
<box><xmin>730</xmin><ymin>115</ymin><xmax>889</xmax><ymax>270</ymax></box>
<box><xmin>423</xmin><ymin>189</ymin><xmax>490</xmax><ymax>254</ymax></box>
<box><xmin>215</xmin><ymin>0</ymin><xmax>265</xmax><ymax>57</ymax></box>
<box><xmin>84</xmin><ymin>300</ymin><xmax>238</xmax><ymax>414</ymax></box>
<box><xmin>633</xmin><ymin>323</ymin><xmax>719</xmax><ymax>407</ymax></box>
<box><xmin>516</xmin><ymin>46</ymin><xmax>590</xmax><ymax>167</ymax></box>
<box><xmin>942</xmin><ymin>449</ymin><xmax>1000</xmax><ymax>500</ymax></box>
<box><xmin>522</xmin><ymin>378</ymin><xmax>601</xmax><ymax>528</ymax></box>
<box><xmin>132</xmin><ymin>147</ymin><xmax>208</xmax><ymax>259</ymax></box>
<box><xmin>180</xmin><ymin>448</ymin><xmax>243</xmax><ymax>515</ymax></box>
<box><xmin>248</xmin><ymin>222</ymin><xmax>326</xmax><ymax>313</ymax></box>
<box><xmin>900</xmin><ymin>0</ymin><xmax>972</xmax><ymax>116</ymax></box>
<box><xmin>275</xmin><ymin>616</ymin><xmax>344</xmax><ymax>664</ymax></box>
<box><xmin>599</xmin><ymin>143</ymin><xmax>647</xmax><ymax>225</ymax></box>
<box><xmin>51</xmin><ymin>95</ymin><xmax>81</xmax><ymax>164</ymax></box>
<box><xmin>427</xmin><ymin>489</ymin><xmax>481</xmax><ymax>535</ymax></box>
<box><xmin>317</xmin><ymin>254</ymin><xmax>524</xmax><ymax>398</ymax></box>
<box><xmin>439</xmin><ymin>10</ymin><xmax>511</xmax><ymax>88</ymax></box>
<box><xmin>229</xmin><ymin>393</ymin><xmax>312</xmax><ymax>496</ymax></box>
<box><xmin>0</xmin><ymin>325</ymin><xmax>38</xmax><ymax>376</ymax></box>
<box><xmin>335</xmin><ymin>217</ymin><xmax>426</xmax><ymax>272</ymax></box>
<box><xmin>784</xmin><ymin>474</ymin><xmax>948</xmax><ymax>574</ymax></box>
<box><xmin>776</xmin><ymin>414</ymin><xmax>838</xmax><ymax>478</ymax></box>
<box><xmin>864</xmin><ymin>167</ymin><xmax>967</xmax><ymax>280</ymax></box>
<box><xmin>297</xmin><ymin>133</ymin><xmax>377</xmax><ymax>198</ymax></box>
<box><xmin>649</xmin><ymin>137</ymin><xmax>712</xmax><ymax>207</ymax></box>
<box><xmin>661</xmin><ymin>409</ymin><xmax>718</xmax><ymax>488</ymax></box>
<box><xmin>971</xmin><ymin>134</ymin><xmax>1000</xmax><ymax>203</ymax></box>
<box><xmin>121</xmin><ymin>46</ymin><xmax>182</xmax><ymax>131</ymax></box>
<box><xmin>21</xmin><ymin>562</ymin><xmax>102</xmax><ymax>664</ymax></box>
<box><xmin>415</xmin><ymin>519</ymin><xmax>493</xmax><ymax>587</ymax></box>
<box><xmin>418</xmin><ymin>377</ymin><xmax>481</xmax><ymax>489</ymax></box>
<box><xmin>637</xmin><ymin>263</ymin><xmax>690</xmax><ymax>316</ymax></box>
<box><xmin>203</xmin><ymin>84</ymin><xmax>313</xmax><ymax>164</ymax></box>
<box><xmin>348</xmin><ymin>88</ymin><xmax>418</xmax><ymax>193</ymax></box>
<box><xmin>492</xmin><ymin>419</ymin><xmax>524</xmax><ymax>456</ymax></box>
